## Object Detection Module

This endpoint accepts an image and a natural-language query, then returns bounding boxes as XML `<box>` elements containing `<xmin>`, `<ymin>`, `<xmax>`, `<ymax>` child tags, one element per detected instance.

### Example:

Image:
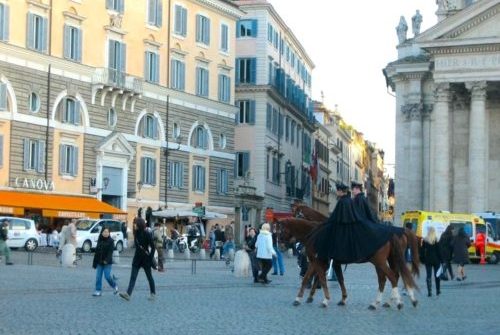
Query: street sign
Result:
<box><xmin>193</xmin><ymin>206</ymin><xmax>205</xmax><ymax>217</ymax></box>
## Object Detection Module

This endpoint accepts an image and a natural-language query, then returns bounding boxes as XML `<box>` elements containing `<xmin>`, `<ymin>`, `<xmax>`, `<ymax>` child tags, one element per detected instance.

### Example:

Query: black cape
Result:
<box><xmin>313</xmin><ymin>194</ymin><xmax>403</xmax><ymax>264</ymax></box>
<box><xmin>353</xmin><ymin>192</ymin><xmax>378</xmax><ymax>223</ymax></box>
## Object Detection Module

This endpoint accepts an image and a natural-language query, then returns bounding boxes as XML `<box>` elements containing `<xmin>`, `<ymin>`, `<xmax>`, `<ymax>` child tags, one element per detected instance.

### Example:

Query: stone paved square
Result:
<box><xmin>0</xmin><ymin>250</ymin><xmax>498</xmax><ymax>335</ymax></box>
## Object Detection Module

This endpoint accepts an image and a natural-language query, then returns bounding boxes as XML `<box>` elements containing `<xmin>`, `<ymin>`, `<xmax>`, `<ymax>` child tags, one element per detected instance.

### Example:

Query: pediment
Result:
<box><xmin>416</xmin><ymin>1</ymin><xmax>500</xmax><ymax>49</ymax></box>
<box><xmin>95</xmin><ymin>132</ymin><xmax>135</xmax><ymax>158</ymax></box>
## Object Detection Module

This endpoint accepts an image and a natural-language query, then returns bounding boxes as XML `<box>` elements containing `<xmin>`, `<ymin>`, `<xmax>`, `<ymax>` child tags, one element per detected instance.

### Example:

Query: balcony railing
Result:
<box><xmin>92</xmin><ymin>68</ymin><xmax>143</xmax><ymax>95</ymax></box>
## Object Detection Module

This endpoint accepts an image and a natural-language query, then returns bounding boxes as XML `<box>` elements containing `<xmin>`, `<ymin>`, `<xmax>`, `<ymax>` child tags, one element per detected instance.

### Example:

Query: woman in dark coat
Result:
<box><xmin>421</xmin><ymin>227</ymin><xmax>442</xmax><ymax>297</ymax></box>
<box><xmin>439</xmin><ymin>225</ymin><xmax>454</xmax><ymax>280</ymax></box>
<box><xmin>119</xmin><ymin>217</ymin><xmax>156</xmax><ymax>301</ymax></box>
<box><xmin>92</xmin><ymin>228</ymin><xmax>118</xmax><ymax>296</ymax></box>
<box><xmin>452</xmin><ymin>227</ymin><xmax>471</xmax><ymax>281</ymax></box>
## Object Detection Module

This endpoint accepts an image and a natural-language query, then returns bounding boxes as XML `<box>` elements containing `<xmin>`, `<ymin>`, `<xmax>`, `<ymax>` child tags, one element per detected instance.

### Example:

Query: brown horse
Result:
<box><xmin>278</xmin><ymin>217</ymin><xmax>420</xmax><ymax>309</ymax></box>
<box><xmin>291</xmin><ymin>203</ymin><xmax>328</xmax><ymax>222</ymax></box>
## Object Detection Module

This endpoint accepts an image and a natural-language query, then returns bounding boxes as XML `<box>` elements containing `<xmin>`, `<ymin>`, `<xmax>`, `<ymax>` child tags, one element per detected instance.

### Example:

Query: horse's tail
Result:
<box><xmin>390</xmin><ymin>234</ymin><xmax>418</xmax><ymax>291</ymax></box>
<box><xmin>405</xmin><ymin>228</ymin><xmax>420</xmax><ymax>277</ymax></box>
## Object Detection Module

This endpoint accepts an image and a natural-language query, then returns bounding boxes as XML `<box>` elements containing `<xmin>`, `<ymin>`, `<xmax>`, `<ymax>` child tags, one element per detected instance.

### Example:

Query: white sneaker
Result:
<box><xmin>148</xmin><ymin>293</ymin><xmax>156</xmax><ymax>301</ymax></box>
<box><xmin>113</xmin><ymin>286</ymin><xmax>119</xmax><ymax>295</ymax></box>
<box><xmin>92</xmin><ymin>291</ymin><xmax>102</xmax><ymax>297</ymax></box>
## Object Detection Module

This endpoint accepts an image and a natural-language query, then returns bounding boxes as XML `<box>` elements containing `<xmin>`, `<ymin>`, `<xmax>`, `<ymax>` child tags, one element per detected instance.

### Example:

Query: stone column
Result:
<box><xmin>402</xmin><ymin>103</ymin><xmax>423</xmax><ymax>210</ymax></box>
<box><xmin>466</xmin><ymin>81</ymin><xmax>488</xmax><ymax>212</ymax></box>
<box><xmin>433</xmin><ymin>83</ymin><xmax>451</xmax><ymax>211</ymax></box>
<box><xmin>422</xmin><ymin>104</ymin><xmax>433</xmax><ymax>210</ymax></box>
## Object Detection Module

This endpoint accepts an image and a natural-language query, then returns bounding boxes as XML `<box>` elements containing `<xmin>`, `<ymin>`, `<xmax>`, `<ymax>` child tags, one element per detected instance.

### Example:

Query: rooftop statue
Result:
<box><xmin>412</xmin><ymin>10</ymin><xmax>423</xmax><ymax>36</ymax></box>
<box><xmin>396</xmin><ymin>16</ymin><xmax>408</xmax><ymax>44</ymax></box>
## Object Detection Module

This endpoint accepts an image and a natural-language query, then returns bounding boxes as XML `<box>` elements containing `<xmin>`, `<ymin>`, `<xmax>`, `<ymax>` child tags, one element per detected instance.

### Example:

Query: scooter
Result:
<box><xmin>176</xmin><ymin>235</ymin><xmax>187</xmax><ymax>253</ymax></box>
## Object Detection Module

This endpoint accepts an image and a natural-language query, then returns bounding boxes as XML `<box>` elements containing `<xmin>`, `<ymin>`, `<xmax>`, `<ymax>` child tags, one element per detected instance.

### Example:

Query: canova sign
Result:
<box><xmin>14</xmin><ymin>177</ymin><xmax>56</xmax><ymax>191</ymax></box>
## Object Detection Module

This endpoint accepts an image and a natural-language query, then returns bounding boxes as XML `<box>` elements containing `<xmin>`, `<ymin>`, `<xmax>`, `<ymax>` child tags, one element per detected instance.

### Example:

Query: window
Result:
<box><xmin>236</xmin><ymin>20</ymin><xmax>257</xmax><ymax>37</ymax></box>
<box><xmin>291</xmin><ymin>120</ymin><xmax>296</xmax><ymax>144</ymax></box>
<box><xmin>217</xmin><ymin>169</ymin><xmax>228</xmax><ymax>194</ymax></box>
<box><xmin>267</xmin><ymin>24</ymin><xmax>273</xmax><ymax>43</ymax></box>
<box><xmin>272</xmin><ymin>108</ymin><xmax>278</xmax><ymax>135</ymax></box>
<box><xmin>236</xmin><ymin>58</ymin><xmax>256</xmax><ymax>84</ymax></box>
<box><xmin>219</xmin><ymin>133</ymin><xmax>226</xmax><ymax>149</ymax></box>
<box><xmin>0</xmin><ymin>134</ymin><xmax>3</xmax><ymax>168</ymax></box>
<box><xmin>236</xmin><ymin>100</ymin><xmax>255</xmax><ymax>125</ymax></box>
<box><xmin>168</xmin><ymin>161</ymin><xmax>183</xmax><ymax>188</ymax></box>
<box><xmin>172</xmin><ymin>123</ymin><xmax>180</xmax><ymax>139</ymax></box>
<box><xmin>145</xmin><ymin>51</ymin><xmax>159</xmax><ymax>83</ymax></box>
<box><xmin>108</xmin><ymin>40</ymin><xmax>126</xmax><ymax>84</ymax></box>
<box><xmin>142</xmin><ymin>114</ymin><xmax>158</xmax><ymax>139</ymax></box>
<box><xmin>193</xmin><ymin>126</ymin><xmax>208</xmax><ymax>149</ymax></box>
<box><xmin>266</xmin><ymin>104</ymin><xmax>272</xmax><ymax>131</ymax></box>
<box><xmin>174</xmin><ymin>5</ymin><xmax>187</xmax><ymax>36</ymax></box>
<box><xmin>0</xmin><ymin>3</ymin><xmax>10</xmax><ymax>41</ymax></box>
<box><xmin>140</xmin><ymin>157</ymin><xmax>156</xmax><ymax>185</ymax></box>
<box><xmin>195</xmin><ymin>67</ymin><xmax>209</xmax><ymax>97</ymax></box>
<box><xmin>148</xmin><ymin>0</ymin><xmax>163</xmax><ymax>27</ymax></box>
<box><xmin>220</xmin><ymin>24</ymin><xmax>228</xmax><ymax>52</ymax></box>
<box><xmin>272</xmin><ymin>155</ymin><xmax>279</xmax><ymax>184</ymax></box>
<box><xmin>61</xmin><ymin>98</ymin><xmax>80</xmax><ymax>125</ymax></box>
<box><xmin>235</xmin><ymin>152</ymin><xmax>249</xmax><ymax>178</ymax></box>
<box><xmin>23</xmin><ymin>139</ymin><xmax>45</xmax><ymax>172</ymax></box>
<box><xmin>218</xmin><ymin>74</ymin><xmax>230</xmax><ymax>103</ymax></box>
<box><xmin>27</xmin><ymin>13</ymin><xmax>48</xmax><ymax>53</ymax></box>
<box><xmin>171</xmin><ymin>59</ymin><xmax>185</xmax><ymax>91</ymax></box>
<box><xmin>285</xmin><ymin>117</ymin><xmax>289</xmax><ymax>141</ymax></box>
<box><xmin>242</xmin><ymin>206</ymin><xmax>249</xmax><ymax>221</ymax></box>
<box><xmin>196</xmin><ymin>14</ymin><xmax>210</xmax><ymax>45</ymax></box>
<box><xmin>59</xmin><ymin>144</ymin><xmax>78</xmax><ymax>176</ymax></box>
<box><xmin>192</xmin><ymin>165</ymin><xmax>205</xmax><ymax>192</ymax></box>
<box><xmin>107</xmin><ymin>108</ymin><xmax>117</xmax><ymax>128</ymax></box>
<box><xmin>28</xmin><ymin>92</ymin><xmax>40</xmax><ymax>113</ymax></box>
<box><xmin>106</xmin><ymin>0</ymin><xmax>124</xmax><ymax>13</ymax></box>
<box><xmin>63</xmin><ymin>25</ymin><xmax>82</xmax><ymax>62</ymax></box>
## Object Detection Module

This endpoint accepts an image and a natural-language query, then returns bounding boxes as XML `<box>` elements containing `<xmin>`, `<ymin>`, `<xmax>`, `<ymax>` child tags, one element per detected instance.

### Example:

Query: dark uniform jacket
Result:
<box><xmin>353</xmin><ymin>192</ymin><xmax>378</xmax><ymax>223</ymax></box>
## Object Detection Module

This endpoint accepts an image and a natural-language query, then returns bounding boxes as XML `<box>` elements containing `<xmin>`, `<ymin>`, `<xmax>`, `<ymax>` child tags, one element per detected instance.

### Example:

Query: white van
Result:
<box><xmin>0</xmin><ymin>216</ymin><xmax>39</xmax><ymax>251</ymax></box>
<box><xmin>75</xmin><ymin>219</ymin><xmax>124</xmax><ymax>253</ymax></box>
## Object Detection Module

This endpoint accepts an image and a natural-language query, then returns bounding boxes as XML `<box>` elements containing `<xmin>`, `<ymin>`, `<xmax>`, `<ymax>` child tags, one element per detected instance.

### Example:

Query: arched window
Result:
<box><xmin>192</xmin><ymin>125</ymin><xmax>208</xmax><ymax>149</ymax></box>
<box><xmin>58</xmin><ymin>97</ymin><xmax>80</xmax><ymax>125</ymax></box>
<box><xmin>140</xmin><ymin>114</ymin><xmax>158</xmax><ymax>139</ymax></box>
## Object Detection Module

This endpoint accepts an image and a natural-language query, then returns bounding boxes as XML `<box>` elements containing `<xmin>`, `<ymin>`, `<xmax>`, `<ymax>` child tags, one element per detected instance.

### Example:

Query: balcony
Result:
<box><xmin>91</xmin><ymin>68</ymin><xmax>143</xmax><ymax>112</ymax></box>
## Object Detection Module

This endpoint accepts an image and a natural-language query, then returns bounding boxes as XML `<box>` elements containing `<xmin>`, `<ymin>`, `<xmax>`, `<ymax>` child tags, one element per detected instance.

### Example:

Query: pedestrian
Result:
<box><xmin>244</xmin><ymin>227</ymin><xmax>259</xmax><ymax>283</ymax></box>
<box><xmin>420</xmin><ymin>227</ymin><xmax>442</xmax><ymax>297</ymax></box>
<box><xmin>153</xmin><ymin>222</ymin><xmax>165</xmax><ymax>272</ymax></box>
<box><xmin>0</xmin><ymin>218</ymin><xmax>13</xmax><ymax>265</ymax></box>
<box><xmin>119</xmin><ymin>217</ymin><xmax>156</xmax><ymax>301</ymax></box>
<box><xmin>439</xmin><ymin>225</ymin><xmax>454</xmax><ymax>280</ymax></box>
<box><xmin>271</xmin><ymin>222</ymin><xmax>285</xmax><ymax>276</ymax></box>
<box><xmin>92</xmin><ymin>228</ymin><xmax>118</xmax><ymax>296</ymax></box>
<box><xmin>58</xmin><ymin>219</ymin><xmax>77</xmax><ymax>267</ymax></box>
<box><xmin>453</xmin><ymin>227</ymin><xmax>471</xmax><ymax>281</ymax></box>
<box><xmin>255</xmin><ymin>223</ymin><xmax>276</xmax><ymax>284</ymax></box>
<box><xmin>121</xmin><ymin>221</ymin><xmax>128</xmax><ymax>248</ymax></box>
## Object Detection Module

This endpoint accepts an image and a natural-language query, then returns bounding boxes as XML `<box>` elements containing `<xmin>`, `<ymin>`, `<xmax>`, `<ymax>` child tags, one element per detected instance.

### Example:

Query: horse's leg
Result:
<box><xmin>316</xmin><ymin>260</ymin><xmax>330</xmax><ymax>308</ymax></box>
<box><xmin>294</xmin><ymin>264</ymin><xmax>315</xmax><ymax>306</ymax></box>
<box><xmin>377</xmin><ymin>261</ymin><xmax>403</xmax><ymax>310</ymax></box>
<box><xmin>306</xmin><ymin>274</ymin><xmax>319</xmax><ymax>303</ymax></box>
<box><xmin>334</xmin><ymin>263</ymin><xmax>347</xmax><ymax>306</ymax></box>
<box><xmin>369</xmin><ymin>267</ymin><xmax>386</xmax><ymax>310</ymax></box>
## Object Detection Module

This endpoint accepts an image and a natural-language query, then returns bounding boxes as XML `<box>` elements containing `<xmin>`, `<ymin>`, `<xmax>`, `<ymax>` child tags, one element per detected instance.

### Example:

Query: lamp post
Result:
<box><xmin>164</xmin><ymin>135</ymin><xmax>182</xmax><ymax>210</ymax></box>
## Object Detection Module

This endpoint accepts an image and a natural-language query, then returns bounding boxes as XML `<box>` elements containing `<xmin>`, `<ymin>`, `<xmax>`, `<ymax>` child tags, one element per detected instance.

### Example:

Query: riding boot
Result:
<box><xmin>436</xmin><ymin>278</ymin><xmax>441</xmax><ymax>296</ymax></box>
<box><xmin>426</xmin><ymin>278</ymin><xmax>432</xmax><ymax>297</ymax></box>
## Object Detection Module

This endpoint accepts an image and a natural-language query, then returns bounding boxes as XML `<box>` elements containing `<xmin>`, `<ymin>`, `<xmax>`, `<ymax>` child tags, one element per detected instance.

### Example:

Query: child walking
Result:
<box><xmin>92</xmin><ymin>228</ymin><xmax>118</xmax><ymax>296</ymax></box>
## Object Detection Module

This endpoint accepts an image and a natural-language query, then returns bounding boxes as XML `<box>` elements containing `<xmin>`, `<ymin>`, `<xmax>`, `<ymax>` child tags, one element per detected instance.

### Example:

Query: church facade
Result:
<box><xmin>385</xmin><ymin>0</ymin><xmax>500</xmax><ymax>223</ymax></box>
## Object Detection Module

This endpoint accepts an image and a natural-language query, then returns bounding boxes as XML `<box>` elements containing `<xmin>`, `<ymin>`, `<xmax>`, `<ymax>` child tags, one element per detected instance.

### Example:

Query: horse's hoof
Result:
<box><xmin>306</xmin><ymin>297</ymin><xmax>314</xmax><ymax>303</ymax></box>
<box><xmin>292</xmin><ymin>300</ymin><xmax>301</xmax><ymax>306</ymax></box>
<box><xmin>397</xmin><ymin>303</ymin><xmax>404</xmax><ymax>310</ymax></box>
<box><xmin>382</xmin><ymin>302</ymin><xmax>391</xmax><ymax>308</ymax></box>
<box><xmin>320</xmin><ymin>303</ymin><xmax>328</xmax><ymax>308</ymax></box>
<box><xmin>368</xmin><ymin>304</ymin><xmax>377</xmax><ymax>310</ymax></box>
<box><xmin>412</xmin><ymin>300</ymin><xmax>418</xmax><ymax>308</ymax></box>
<box><xmin>337</xmin><ymin>301</ymin><xmax>346</xmax><ymax>306</ymax></box>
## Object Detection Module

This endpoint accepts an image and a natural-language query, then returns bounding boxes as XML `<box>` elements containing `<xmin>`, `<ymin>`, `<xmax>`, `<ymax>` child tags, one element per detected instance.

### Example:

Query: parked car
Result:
<box><xmin>0</xmin><ymin>216</ymin><xmax>39</xmax><ymax>251</ymax></box>
<box><xmin>75</xmin><ymin>219</ymin><xmax>125</xmax><ymax>253</ymax></box>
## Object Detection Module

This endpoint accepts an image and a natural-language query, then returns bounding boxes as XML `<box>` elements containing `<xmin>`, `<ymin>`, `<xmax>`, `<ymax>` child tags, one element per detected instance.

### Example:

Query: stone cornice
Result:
<box><xmin>63</xmin><ymin>11</ymin><xmax>86</xmax><ymax>22</ymax></box>
<box><xmin>26</xmin><ymin>0</ymin><xmax>50</xmax><ymax>12</ymax></box>
<box><xmin>194</xmin><ymin>0</ymin><xmax>245</xmax><ymax>20</ymax></box>
<box><xmin>466</xmin><ymin>81</ymin><xmax>488</xmax><ymax>100</ymax></box>
<box><xmin>424</xmin><ymin>41</ymin><xmax>500</xmax><ymax>55</ymax></box>
<box><xmin>444</xmin><ymin>4</ymin><xmax>500</xmax><ymax>39</ymax></box>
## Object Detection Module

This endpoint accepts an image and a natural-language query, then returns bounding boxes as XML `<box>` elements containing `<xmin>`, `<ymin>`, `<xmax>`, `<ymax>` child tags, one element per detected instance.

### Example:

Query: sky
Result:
<box><xmin>268</xmin><ymin>0</ymin><xmax>438</xmax><ymax>176</ymax></box>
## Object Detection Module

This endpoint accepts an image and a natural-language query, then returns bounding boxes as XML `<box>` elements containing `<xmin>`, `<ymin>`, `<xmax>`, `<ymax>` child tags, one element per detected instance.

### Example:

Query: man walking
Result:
<box><xmin>0</xmin><ymin>218</ymin><xmax>13</xmax><ymax>265</ymax></box>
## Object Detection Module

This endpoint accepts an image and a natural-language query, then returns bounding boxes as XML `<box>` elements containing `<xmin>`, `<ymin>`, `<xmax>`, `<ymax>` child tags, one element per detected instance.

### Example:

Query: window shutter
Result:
<box><xmin>216</xmin><ymin>169</ymin><xmax>220</xmax><ymax>194</ymax></box>
<box><xmin>251</xmin><ymin>20</ymin><xmax>258</xmax><ymax>37</ymax></box>
<box><xmin>72</xmin><ymin>146</ymin><xmax>79</xmax><ymax>176</ymax></box>
<box><xmin>157</xmin><ymin>0</ymin><xmax>163</xmax><ymax>27</ymax></box>
<box><xmin>144</xmin><ymin>52</ymin><xmax>150</xmax><ymax>81</ymax></box>
<box><xmin>0</xmin><ymin>83</ymin><xmax>7</xmax><ymax>110</ymax></box>
<box><xmin>167</xmin><ymin>162</ymin><xmax>171</xmax><ymax>188</ymax></box>
<box><xmin>26</xmin><ymin>13</ymin><xmax>34</xmax><ymax>49</ymax></box>
<box><xmin>250</xmin><ymin>58</ymin><xmax>256</xmax><ymax>84</ymax></box>
<box><xmin>23</xmin><ymin>139</ymin><xmax>30</xmax><ymax>171</ymax></box>
<box><xmin>140</xmin><ymin>157</ymin><xmax>146</xmax><ymax>183</ymax></box>
<box><xmin>152</xmin><ymin>159</ymin><xmax>157</xmax><ymax>186</ymax></box>
<box><xmin>201</xmin><ymin>167</ymin><xmax>206</xmax><ymax>191</ymax></box>
<box><xmin>148</xmin><ymin>0</ymin><xmax>155</xmax><ymax>25</ymax></box>
<box><xmin>217</xmin><ymin>75</ymin><xmax>222</xmax><ymax>101</ymax></box>
<box><xmin>41</xmin><ymin>17</ymin><xmax>48</xmax><ymax>53</ymax></box>
<box><xmin>2</xmin><ymin>5</ymin><xmax>9</xmax><ymax>41</ymax></box>
<box><xmin>192</xmin><ymin>167</ymin><xmax>196</xmax><ymax>191</ymax></box>
<box><xmin>76</xmin><ymin>28</ymin><xmax>82</xmax><ymax>62</ymax></box>
<box><xmin>59</xmin><ymin>144</ymin><xmax>65</xmax><ymax>175</ymax></box>
<box><xmin>235</xmin><ymin>59</ymin><xmax>241</xmax><ymax>85</ymax></box>
<box><xmin>118</xmin><ymin>0</ymin><xmax>124</xmax><ymax>13</ymax></box>
<box><xmin>234</xmin><ymin>101</ymin><xmax>239</xmax><ymax>124</ymax></box>
<box><xmin>106</xmin><ymin>0</ymin><xmax>113</xmax><ymax>9</ymax></box>
<box><xmin>196</xmin><ymin>15</ymin><xmax>201</xmax><ymax>42</ymax></box>
<box><xmin>0</xmin><ymin>135</ymin><xmax>3</xmax><ymax>167</ymax></box>
<box><xmin>174</xmin><ymin>5</ymin><xmax>181</xmax><ymax>34</ymax></box>
<box><xmin>205</xmin><ymin>18</ymin><xmax>210</xmax><ymax>45</ymax></box>
<box><xmin>120</xmin><ymin>43</ymin><xmax>126</xmax><ymax>73</ymax></box>
<box><xmin>152</xmin><ymin>117</ymin><xmax>158</xmax><ymax>140</ymax></box>
<box><xmin>63</xmin><ymin>25</ymin><xmax>70</xmax><ymax>59</ymax></box>
<box><xmin>108</xmin><ymin>40</ymin><xmax>115</xmax><ymax>69</ymax></box>
<box><xmin>74</xmin><ymin>100</ymin><xmax>81</xmax><ymax>125</ymax></box>
<box><xmin>249</xmin><ymin>100</ymin><xmax>256</xmax><ymax>125</ymax></box>
<box><xmin>154</xmin><ymin>53</ymin><xmax>159</xmax><ymax>83</ymax></box>
<box><xmin>180</xmin><ymin>62</ymin><xmax>185</xmax><ymax>91</ymax></box>
<box><xmin>243</xmin><ymin>153</ymin><xmax>249</xmax><ymax>176</ymax></box>
<box><xmin>37</xmin><ymin>140</ymin><xmax>45</xmax><ymax>173</ymax></box>
<box><xmin>195</xmin><ymin>67</ymin><xmax>201</xmax><ymax>95</ymax></box>
<box><xmin>266</xmin><ymin>104</ymin><xmax>271</xmax><ymax>130</ymax></box>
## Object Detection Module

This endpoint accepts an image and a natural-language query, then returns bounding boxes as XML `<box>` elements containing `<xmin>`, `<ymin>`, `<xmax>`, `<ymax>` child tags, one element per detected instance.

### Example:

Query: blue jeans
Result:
<box><xmin>272</xmin><ymin>246</ymin><xmax>284</xmax><ymax>275</ymax></box>
<box><xmin>222</xmin><ymin>241</ymin><xmax>235</xmax><ymax>256</ymax></box>
<box><xmin>95</xmin><ymin>264</ymin><xmax>116</xmax><ymax>292</ymax></box>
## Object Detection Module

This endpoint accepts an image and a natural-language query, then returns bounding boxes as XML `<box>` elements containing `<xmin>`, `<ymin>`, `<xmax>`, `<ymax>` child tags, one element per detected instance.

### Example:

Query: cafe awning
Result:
<box><xmin>0</xmin><ymin>190</ymin><xmax>127</xmax><ymax>220</ymax></box>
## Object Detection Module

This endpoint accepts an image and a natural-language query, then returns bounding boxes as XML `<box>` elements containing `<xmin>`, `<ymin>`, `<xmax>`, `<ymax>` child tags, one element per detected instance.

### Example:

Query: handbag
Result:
<box><xmin>438</xmin><ymin>263</ymin><xmax>449</xmax><ymax>281</ymax></box>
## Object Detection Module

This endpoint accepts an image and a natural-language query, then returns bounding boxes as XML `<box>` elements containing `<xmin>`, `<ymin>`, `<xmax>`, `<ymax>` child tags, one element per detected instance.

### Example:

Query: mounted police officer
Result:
<box><xmin>351</xmin><ymin>181</ymin><xmax>379</xmax><ymax>223</ymax></box>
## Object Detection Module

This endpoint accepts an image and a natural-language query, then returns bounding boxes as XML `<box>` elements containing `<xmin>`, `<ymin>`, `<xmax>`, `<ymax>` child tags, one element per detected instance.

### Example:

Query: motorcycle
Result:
<box><xmin>176</xmin><ymin>235</ymin><xmax>187</xmax><ymax>253</ymax></box>
<box><xmin>175</xmin><ymin>234</ymin><xmax>201</xmax><ymax>253</ymax></box>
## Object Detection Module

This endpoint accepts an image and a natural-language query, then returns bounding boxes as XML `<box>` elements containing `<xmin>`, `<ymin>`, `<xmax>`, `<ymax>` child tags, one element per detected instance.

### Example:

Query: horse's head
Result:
<box><xmin>277</xmin><ymin>217</ymin><xmax>321</xmax><ymax>244</ymax></box>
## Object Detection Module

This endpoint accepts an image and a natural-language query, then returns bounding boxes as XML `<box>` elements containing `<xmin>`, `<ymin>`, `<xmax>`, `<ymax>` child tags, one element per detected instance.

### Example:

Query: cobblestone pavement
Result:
<box><xmin>1</xmin><ymin>249</ymin><xmax>499</xmax><ymax>335</ymax></box>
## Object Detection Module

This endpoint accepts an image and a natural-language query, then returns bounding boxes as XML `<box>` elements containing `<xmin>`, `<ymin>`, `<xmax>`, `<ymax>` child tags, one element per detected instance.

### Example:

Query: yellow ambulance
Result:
<box><xmin>401</xmin><ymin>211</ymin><xmax>499</xmax><ymax>264</ymax></box>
